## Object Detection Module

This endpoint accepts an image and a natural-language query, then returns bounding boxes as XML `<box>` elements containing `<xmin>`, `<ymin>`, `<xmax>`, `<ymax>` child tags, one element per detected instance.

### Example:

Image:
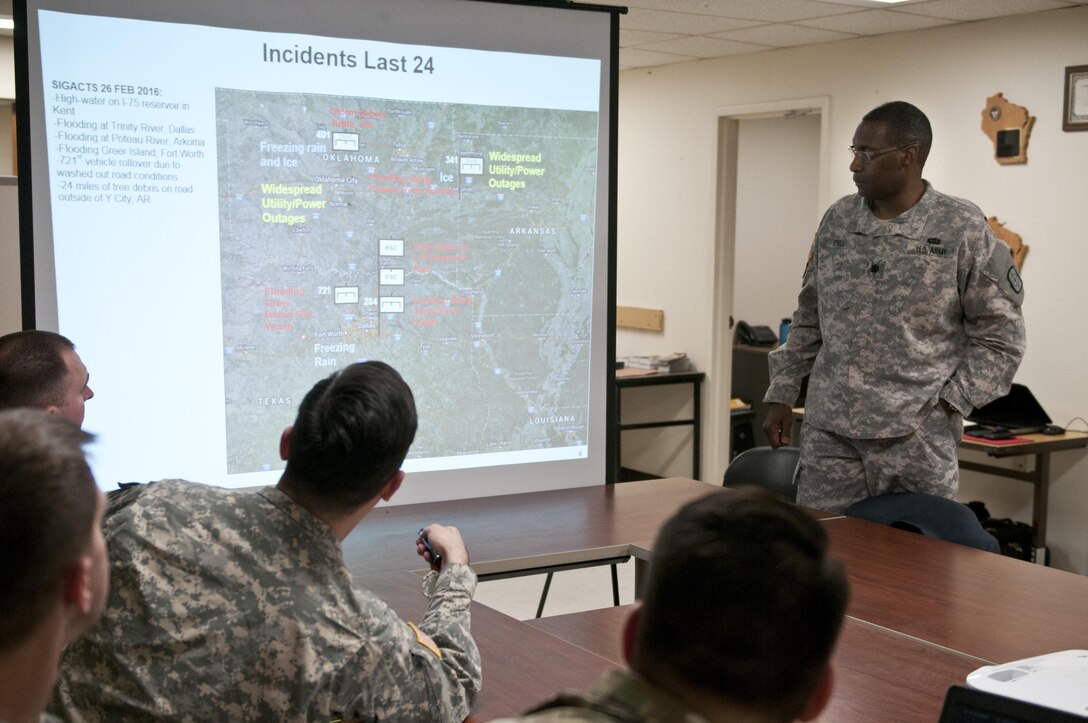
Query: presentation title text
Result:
<box><xmin>262</xmin><ymin>43</ymin><xmax>436</xmax><ymax>74</ymax></box>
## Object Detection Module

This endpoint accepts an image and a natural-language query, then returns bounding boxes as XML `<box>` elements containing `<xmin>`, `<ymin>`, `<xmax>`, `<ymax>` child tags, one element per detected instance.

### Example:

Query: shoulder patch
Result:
<box><xmin>982</xmin><ymin>245</ymin><xmax>1024</xmax><ymax>306</ymax></box>
<box><xmin>803</xmin><ymin>235</ymin><xmax>817</xmax><ymax>277</ymax></box>
<box><xmin>407</xmin><ymin>622</ymin><xmax>442</xmax><ymax>659</ymax></box>
<box><xmin>1006</xmin><ymin>266</ymin><xmax>1023</xmax><ymax>294</ymax></box>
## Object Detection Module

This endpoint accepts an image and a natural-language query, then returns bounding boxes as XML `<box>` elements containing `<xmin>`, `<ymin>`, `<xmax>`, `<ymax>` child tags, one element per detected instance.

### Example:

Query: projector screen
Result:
<box><xmin>15</xmin><ymin>0</ymin><xmax>619</xmax><ymax>503</ymax></box>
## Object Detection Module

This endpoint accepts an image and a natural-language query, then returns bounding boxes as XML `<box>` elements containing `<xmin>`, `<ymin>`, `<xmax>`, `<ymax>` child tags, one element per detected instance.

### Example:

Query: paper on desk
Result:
<box><xmin>616</xmin><ymin>367</ymin><xmax>657</xmax><ymax>378</ymax></box>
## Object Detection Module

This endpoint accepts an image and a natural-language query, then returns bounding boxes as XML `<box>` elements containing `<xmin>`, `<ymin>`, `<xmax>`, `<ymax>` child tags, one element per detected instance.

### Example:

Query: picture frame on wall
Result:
<box><xmin>1063</xmin><ymin>65</ymin><xmax>1088</xmax><ymax>131</ymax></box>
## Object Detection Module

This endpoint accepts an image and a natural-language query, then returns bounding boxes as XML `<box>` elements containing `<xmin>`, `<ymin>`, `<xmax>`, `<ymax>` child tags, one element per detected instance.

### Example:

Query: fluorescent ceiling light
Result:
<box><xmin>823</xmin><ymin>0</ymin><xmax>926</xmax><ymax>6</ymax></box>
<box><xmin>0</xmin><ymin>18</ymin><xmax>16</xmax><ymax>30</ymax></box>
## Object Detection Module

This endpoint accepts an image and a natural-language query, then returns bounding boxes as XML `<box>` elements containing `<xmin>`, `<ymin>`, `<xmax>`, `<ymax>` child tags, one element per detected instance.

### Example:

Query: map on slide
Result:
<box><xmin>216</xmin><ymin>89</ymin><xmax>599</xmax><ymax>474</ymax></box>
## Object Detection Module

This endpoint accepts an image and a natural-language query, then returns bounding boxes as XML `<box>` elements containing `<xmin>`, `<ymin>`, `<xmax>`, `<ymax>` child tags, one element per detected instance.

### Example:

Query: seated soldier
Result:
<box><xmin>0</xmin><ymin>330</ymin><xmax>95</xmax><ymax>428</ymax></box>
<box><xmin>492</xmin><ymin>487</ymin><xmax>849</xmax><ymax>723</ymax></box>
<box><xmin>52</xmin><ymin>360</ymin><xmax>481</xmax><ymax>721</ymax></box>
<box><xmin>0</xmin><ymin>409</ymin><xmax>108</xmax><ymax>723</ymax></box>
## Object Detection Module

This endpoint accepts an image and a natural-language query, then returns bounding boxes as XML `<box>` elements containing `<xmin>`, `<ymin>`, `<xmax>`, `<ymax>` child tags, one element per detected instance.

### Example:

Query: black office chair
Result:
<box><xmin>845</xmin><ymin>492</ymin><xmax>1001</xmax><ymax>553</ymax></box>
<box><xmin>722</xmin><ymin>446</ymin><xmax>800</xmax><ymax>502</ymax></box>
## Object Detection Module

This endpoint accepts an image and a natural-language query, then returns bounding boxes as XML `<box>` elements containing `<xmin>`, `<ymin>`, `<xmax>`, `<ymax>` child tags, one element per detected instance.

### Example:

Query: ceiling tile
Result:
<box><xmin>798</xmin><ymin>8</ymin><xmax>956</xmax><ymax>33</ymax></box>
<box><xmin>713</xmin><ymin>23</ymin><xmax>856</xmax><ymax>47</ymax></box>
<box><xmin>621</xmin><ymin>0</ymin><xmax>858</xmax><ymax>22</ymax></box>
<box><xmin>621</xmin><ymin>7</ymin><xmax>764</xmax><ymax>34</ymax></box>
<box><xmin>619</xmin><ymin>47</ymin><xmax>698</xmax><ymax>69</ymax></box>
<box><xmin>620</xmin><ymin>28</ymin><xmax>684</xmax><ymax>46</ymax></box>
<box><xmin>635</xmin><ymin>34</ymin><xmax>772</xmax><ymax>59</ymax></box>
<box><xmin>895</xmin><ymin>0</ymin><xmax>1078</xmax><ymax>21</ymax></box>
<box><xmin>5</xmin><ymin>0</ymin><xmax>1084</xmax><ymax>73</ymax></box>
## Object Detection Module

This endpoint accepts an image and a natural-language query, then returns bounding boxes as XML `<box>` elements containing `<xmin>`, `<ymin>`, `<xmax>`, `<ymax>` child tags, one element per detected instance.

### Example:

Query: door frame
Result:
<box><xmin>706</xmin><ymin>97</ymin><xmax>831</xmax><ymax>481</ymax></box>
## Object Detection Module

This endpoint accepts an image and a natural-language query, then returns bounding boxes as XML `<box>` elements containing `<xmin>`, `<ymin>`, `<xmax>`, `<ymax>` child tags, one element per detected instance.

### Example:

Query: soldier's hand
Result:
<box><xmin>763</xmin><ymin>403</ymin><xmax>794</xmax><ymax>448</ymax></box>
<box><xmin>417</xmin><ymin>524</ymin><xmax>470</xmax><ymax>570</ymax></box>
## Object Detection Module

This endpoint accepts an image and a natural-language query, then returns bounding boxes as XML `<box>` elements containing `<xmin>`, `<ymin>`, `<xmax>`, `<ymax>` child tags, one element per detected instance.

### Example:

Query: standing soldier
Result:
<box><xmin>763</xmin><ymin>101</ymin><xmax>1025</xmax><ymax>513</ymax></box>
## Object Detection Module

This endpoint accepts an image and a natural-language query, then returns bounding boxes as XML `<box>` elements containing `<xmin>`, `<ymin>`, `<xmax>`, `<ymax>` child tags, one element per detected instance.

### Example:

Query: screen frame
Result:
<box><xmin>13</xmin><ymin>0</ymin><xmax>622</xmax><ymax>502</ymax></box>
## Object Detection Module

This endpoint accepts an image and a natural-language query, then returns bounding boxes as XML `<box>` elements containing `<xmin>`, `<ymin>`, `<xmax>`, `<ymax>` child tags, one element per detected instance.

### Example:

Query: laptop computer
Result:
<box><xmin>940</xmin><ymin>685</ymin><xmax>1087</xmax><ymax>722</ymax></box>
<box><xmin>966</xmin><ymin>383</ymin><xmax>1052</xmax><ymax>436</ymax></box>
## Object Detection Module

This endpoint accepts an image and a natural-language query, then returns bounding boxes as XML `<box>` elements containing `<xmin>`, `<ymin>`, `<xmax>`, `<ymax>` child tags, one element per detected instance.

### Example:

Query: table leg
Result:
<box><xmin>614</xmin><ymin>386</ymin><xmax>622</xmax><ymax>483</ymax></box>
<box><xmin>1031</xmin><ymin>452</ymin><xmax>1050</xmax><ymax>562</ymax></box>
<box><xmin>634</xmin><ymin>556</ymin><xmax>649</xmax><ymax>600</ymax></box>
<box><xmin>692</xmin><ymin>378</ymin><xmax>702</xmax><ymax>481</ymax></box>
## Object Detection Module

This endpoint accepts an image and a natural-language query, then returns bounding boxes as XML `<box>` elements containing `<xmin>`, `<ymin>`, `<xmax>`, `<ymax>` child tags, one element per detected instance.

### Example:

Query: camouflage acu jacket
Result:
<box><xmin>765</xmin><ymin>183</ymin><xmax>1025</xmax><ymax>439</ymax></box>
<box><xmin>50</xmin><ymin>480</ymin><xmax>481</xmax><ymax>722</ymax></box>
<box><xmin>488</xmin><ymin>669</ymin><xmax>707</xmax><ymax>723</ymax></box>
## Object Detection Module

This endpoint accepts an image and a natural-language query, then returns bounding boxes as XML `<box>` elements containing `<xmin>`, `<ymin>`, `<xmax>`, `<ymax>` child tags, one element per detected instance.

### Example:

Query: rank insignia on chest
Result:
<box><xmin>868</xmin><ymin>259</ymin><xmax>885</xmax><ymax>278</ymax></box>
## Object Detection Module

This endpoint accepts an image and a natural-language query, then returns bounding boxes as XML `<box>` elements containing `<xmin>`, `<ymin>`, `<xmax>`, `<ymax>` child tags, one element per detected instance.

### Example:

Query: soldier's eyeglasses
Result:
<box><xmin>848</xmin><ymin>141</ymin><xmax>918</xmax><ymax>163</ymax></box>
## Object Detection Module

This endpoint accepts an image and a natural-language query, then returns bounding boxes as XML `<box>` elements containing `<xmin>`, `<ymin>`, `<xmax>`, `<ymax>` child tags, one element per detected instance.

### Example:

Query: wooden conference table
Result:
<box><xmin>346</xmin><ymin>478</ymin><xmax>1088</xmax><ymax>721</ymax></box>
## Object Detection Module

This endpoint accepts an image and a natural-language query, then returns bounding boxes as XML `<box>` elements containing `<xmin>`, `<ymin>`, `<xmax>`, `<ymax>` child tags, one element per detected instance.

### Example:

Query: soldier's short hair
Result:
<box><xmin>864</xmin><ymin>100</ymin><xmax>932</xmax><ymax>166</ymax></box>
<box><xmin>633</xmin><ymin>487</ymin><xmax>849</xmax><ymax>720</ymax></box>
<box><xmin>0</xmin><ymin>408</ymin><xmax>97</xmax><ymax>653</ymax></box>
<box><xmin>0</xmin><ymin>330</ymin><xmax>77</xmax><ymax>412</ymax></box>
<box><xmin>282</xmin><ymin>361</ymin><xmax>417</xmax><ymax>512</ymax></box>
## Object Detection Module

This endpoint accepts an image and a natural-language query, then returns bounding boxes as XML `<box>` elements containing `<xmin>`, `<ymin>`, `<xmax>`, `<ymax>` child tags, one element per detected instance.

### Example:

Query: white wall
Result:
<box><xmin>4</xmin><ymin>8</ymin><xmax>1087</xmax><ymax>568</ymax></box>
<box><xmin>733</xmin><ymin>113</ymin><xmax>820</xmax><ymax>329</ymax></box>
<box><xmin>1</xmin><ymin>34</ymin><xmax>13</xmax><ymax>175</ymax></box>
<box><xmin>2</xmin><ymin>36</ymin><xmax>19</xmax><ymax>334</ymax></box>
<box><xmin>615</xmin><ymin>6</ymin><xmax>1088</xmax><ymax>573</ymax></box>
<box><xmin>0</xmin><ymin>101</ymin><xmax>13</xmax><ymax>174</ymax></box>
<box><xmin>0</xmin><ymin>177</ymin><xmax>18</xmax><ymax>333</ymax></box>
<box><xmin>0</xmin><ymin>36</ymin><xmax>12</xmax><ymax>99</ymax></box>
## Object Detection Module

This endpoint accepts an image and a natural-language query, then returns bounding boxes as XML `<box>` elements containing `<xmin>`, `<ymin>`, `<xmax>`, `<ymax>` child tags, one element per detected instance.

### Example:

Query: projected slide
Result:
<box><xmin>217</xmin><ymin>90</ymin><xmax>596</xmax><ymax>473</ymax></box>
<box><xmin>24</xmin><ymin>2</ymin><xmax>611</xmax><ymax>495</ymax></box>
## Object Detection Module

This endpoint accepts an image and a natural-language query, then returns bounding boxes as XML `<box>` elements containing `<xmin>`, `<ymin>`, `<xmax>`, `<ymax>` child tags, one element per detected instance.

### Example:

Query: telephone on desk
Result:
<box><xmin>736</xmin><ymin>320</ymin><xmax>778</xmax><ymax>346</ymax></box>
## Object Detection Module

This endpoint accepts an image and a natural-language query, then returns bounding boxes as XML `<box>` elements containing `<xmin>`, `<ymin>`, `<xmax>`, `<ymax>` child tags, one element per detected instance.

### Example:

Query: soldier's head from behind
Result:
<box><xmin>628</xmin><ymin>487</ymin><xmax>849</xmax><ymax>722</ymax></box>
<box><xmin>0</xmin><ymin>408</ymin><xmax>109</xmax><ymax>719</ymax></box>
<box><xmin>278</xmin><ymin>361</ymin><xmax>418</xmax><ymax>515</ymax></box>
<box><xmin>0</xmin><ymin>330</ymin><xmax>94</xmax><ymax>428</ymax></box>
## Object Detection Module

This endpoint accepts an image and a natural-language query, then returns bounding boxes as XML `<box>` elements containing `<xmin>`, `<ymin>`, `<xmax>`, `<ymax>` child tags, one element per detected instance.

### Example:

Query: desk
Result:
<box><xmin>344</xmin><ymin>477</ymin><xmax>733</xmax><ymax>583</ymax></box>
<box><xmin>344</xmin><ymin>479</ymin><xmax>1088</xmax><ymax>721</ymax></box>
<box><xmin>958</xmin><ymin>430</ymin><xmax>1088</xmax><ymax>553</ymax></box>
<box><xmin>358</xmin><ymin>570</ymin><xmax>618</xmax><ymax>721</ymax></box>
<box><xmin>731</xmin><ymin>343</ymin><xmax>775</xmax><ymax>447</ymax></box>
<box><xmin>524</xmin><ymin>514</ymin><xmax>1088</xmax><ymax>722</ymax></box>
<box><xmin>792</xmin><ymin>409</ymin><xmax>1088</xmax><ymax>558</ymax></box>
<box><xmin>528</xmin><ymin>606</ymin><xmax>982</xmax><ymax>723</ymax></box>
<box><xmin>821</xmin><ymin>515</ymin><xmax>1088</xmax><ymax>664</ymax></box>
<box><xmin>346</xmin><ymin>478</ymin><xmax>726</xmax><ymax>720</ymax></box>
<box><xmin>615</xmin><ymin>370</ymin><xmax>705</xmax><ymax>481</ymax></box>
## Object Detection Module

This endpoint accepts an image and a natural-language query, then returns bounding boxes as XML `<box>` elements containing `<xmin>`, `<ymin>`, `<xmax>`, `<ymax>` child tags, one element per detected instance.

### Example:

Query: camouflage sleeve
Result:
<box><xmin>104</xmin><ymin>480</ymin><xmax>150</xmax><ymax>516</ymax></box>
<box><xmin>765</xmin><ymin>235</ymin><xmax>823</xmax><ymax>406</ymax></box>
<box><xmin>940</xmin><ymin>237</ymin><xmax>1026</xmax><ymax>415</ymax></box>
<box><xmin>418</xmin><ymin>563</ymin><xmax>482</xmax><ymax>714</ymax></box>
<box><xmin>339</xmin><ymin>562</ymin><xmax>481</xmax><ymax>721</ymax></box>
